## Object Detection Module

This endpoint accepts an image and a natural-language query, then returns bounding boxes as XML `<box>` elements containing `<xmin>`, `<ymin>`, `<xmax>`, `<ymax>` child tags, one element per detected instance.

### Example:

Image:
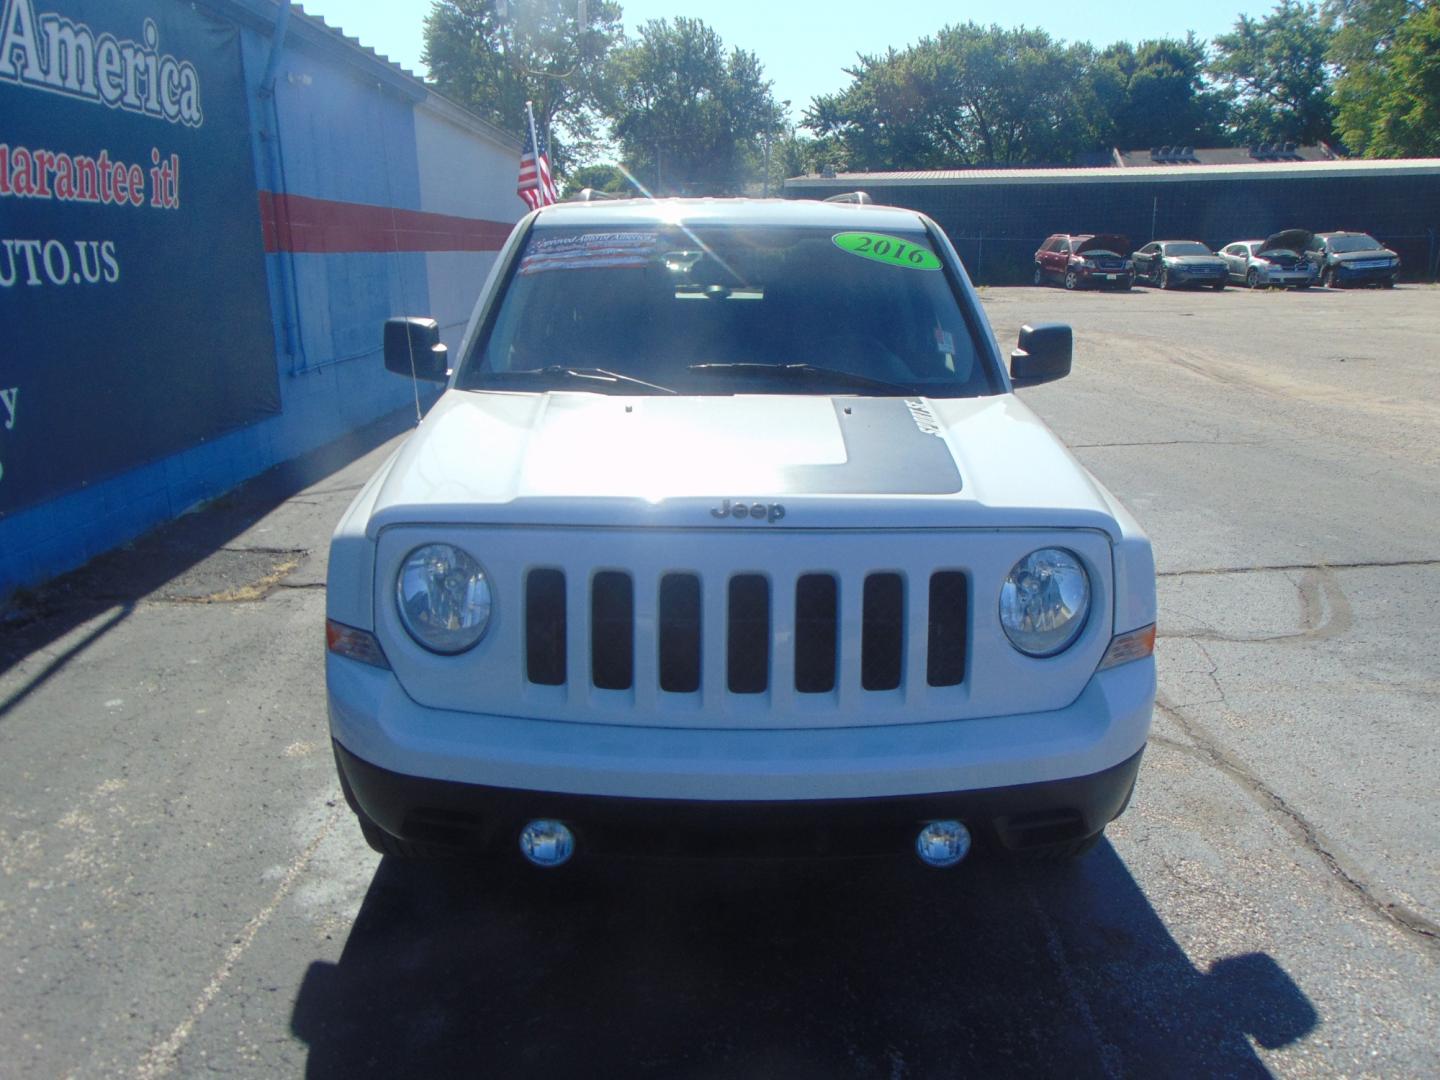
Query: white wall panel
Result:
<box><xmin>425</xmin><ymin>251</ymin><xmax>499</xmax><ymax>356</ymax></box>
<box><xmin>415</xmin><ymin>101</ymin><xmax>524</xmax><ymax>223</ymax></box>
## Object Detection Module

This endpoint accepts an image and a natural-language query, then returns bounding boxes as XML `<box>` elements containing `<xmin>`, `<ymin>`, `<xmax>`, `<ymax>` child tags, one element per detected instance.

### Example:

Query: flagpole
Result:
<box><xmin>525</xmin><ymin>100</ymin><xmax>542</xmax><ymax>166</ymax></box>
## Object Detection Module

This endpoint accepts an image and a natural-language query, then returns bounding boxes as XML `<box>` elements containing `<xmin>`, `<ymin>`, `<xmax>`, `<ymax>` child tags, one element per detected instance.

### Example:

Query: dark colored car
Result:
<box><xmin>1219</xmin><ymin>230</ymin><xmax>1317</xmax><ymax>289</ymax></box>
<box><xmin>1034</xmin><ymin>234</ymin><xmax>1135</xmax><ymax>290</ymax></box>
<box><xmin>1305</xmin><ymin>232</ymin><xmax>1400</xmax><ymax>289</ymax></box>
<box><xmin>1132</xmin><ymin>241</ymin><xmax>1228</xmax><ymax>290</ymax></box>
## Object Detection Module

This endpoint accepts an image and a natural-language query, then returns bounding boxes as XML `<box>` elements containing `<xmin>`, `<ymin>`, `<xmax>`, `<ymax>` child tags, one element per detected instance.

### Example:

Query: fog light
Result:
<box><xmin>519</xmin><ymin>820</ymin><xmax>575</xmax><ymax>868</ymax></box>
<box><xmin>916</xmin><ymin>820</ymin><xmax>971</xmax><ymax>868</ymax></box>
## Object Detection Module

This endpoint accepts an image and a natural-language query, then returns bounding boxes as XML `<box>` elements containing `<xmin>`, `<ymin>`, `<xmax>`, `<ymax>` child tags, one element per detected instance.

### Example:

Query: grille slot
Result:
<box><xmin>525</xmin><ymin>569</ymin><xmax>567</xmax><ymax>686</ymax></box>
<box><xmin>861</xmin><ymin>573</ymin><xmax>904</xmax><ymax>691</ymax></box>
<box><xmin>590</xmin><ymin>571</ymin><xmax>634</xmax><ymax>690</ymax></box>
<box><xmin>727</xmin><ymin>574</ymin><xmax>770</xmax><ymax>694</ymax></box>
<box><xmin>927</xmin><ymin>571</ymin><xmax>968</xmax><ymax>687</ymax></box>
<box><xmin>794</xmin><ymin>574</ymin><xmax>838</xmax><ymax>693</ymax></box>
<box><xmin>659</xmin><ymin>573</ymin><xmax>702</xmax><ymax>693</ymax></box>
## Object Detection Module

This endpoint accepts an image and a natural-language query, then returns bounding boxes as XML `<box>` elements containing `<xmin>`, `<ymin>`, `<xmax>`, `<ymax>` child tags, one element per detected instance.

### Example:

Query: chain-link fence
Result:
<box><xmin>792</xmin><ymin>172</ymin><xmax>1440</xmax><ymax>285</ymax></box>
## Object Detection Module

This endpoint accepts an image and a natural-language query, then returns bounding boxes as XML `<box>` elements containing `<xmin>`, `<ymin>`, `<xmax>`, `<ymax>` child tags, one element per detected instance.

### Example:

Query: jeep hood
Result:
<box><xmin>365</xmin><ymin>391</ymin><xmax>1122</xmax><ymax>535</ymax></box>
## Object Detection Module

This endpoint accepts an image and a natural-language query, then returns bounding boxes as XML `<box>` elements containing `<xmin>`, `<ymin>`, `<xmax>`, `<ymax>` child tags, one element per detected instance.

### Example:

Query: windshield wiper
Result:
<box><xmin>687</xmin><ymin>363</ymin><xmax>915</xmax><ymax>394</ymax></box>
<box><xmin>478</xmin><ymin>366</ymin><xmax>675</xmax><ymax>395</ymax></box>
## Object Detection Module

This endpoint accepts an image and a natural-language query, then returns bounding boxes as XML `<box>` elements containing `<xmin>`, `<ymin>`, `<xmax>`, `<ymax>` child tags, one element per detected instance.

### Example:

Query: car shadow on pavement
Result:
<box><xmin>291</xmin><ymin>842</ymin><xmax>1317</xmax><ymax>1078</ymax></box>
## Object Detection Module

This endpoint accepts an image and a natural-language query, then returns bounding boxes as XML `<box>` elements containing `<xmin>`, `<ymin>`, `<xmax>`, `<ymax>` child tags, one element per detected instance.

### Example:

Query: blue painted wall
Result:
<box><xmin>0</xmin><ymin>0</ymin><xmax>517</xmax><ymax>598</ymax></box>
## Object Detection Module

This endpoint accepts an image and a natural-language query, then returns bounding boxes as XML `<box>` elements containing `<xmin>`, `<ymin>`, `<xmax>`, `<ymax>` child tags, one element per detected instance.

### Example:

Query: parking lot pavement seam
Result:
<box><xmin>133</xmin><ymin>802</ymin><xmax>343</xmax><ymax>1080</ymax></box>
<box><xmin>1151</xmin><ymin>705</ymin><xmax>1439</xmax><ymax>947</ymax></box>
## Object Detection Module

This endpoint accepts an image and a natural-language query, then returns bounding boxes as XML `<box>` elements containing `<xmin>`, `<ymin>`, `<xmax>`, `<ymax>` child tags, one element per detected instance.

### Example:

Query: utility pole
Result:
<box><xmin>762</xmin><ymin>100</ymin><xmax>791</xmax><ymax>198</ymax></box>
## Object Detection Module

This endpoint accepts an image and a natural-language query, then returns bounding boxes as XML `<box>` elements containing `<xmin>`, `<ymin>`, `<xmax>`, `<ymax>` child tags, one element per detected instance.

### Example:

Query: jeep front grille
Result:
<box><xmin>861</xmin><ymin>573</ymin><xmax>905</xmax><ymax>691</ymax></box>
<box><xmin>926</xmin><ymin>571</ymin><xmax>968</xmax><ymax>687</ymax></box>
<box><xmin>794</xmin><ymin>574</ymin><xmax>838</xmax><ymax>694</ymax></box>
<box><xmin>524</xmin><ymin>568</ymin><xmax>567</xmax><ymax>686</ymax></box>
<box><xmin>524</xmin><ymin>567</ymin><xmax>967</xmax><ymax>695</ymax></box>
<box><xmin>590</xmin><ymin>571</ymin><xmax>635</xmax><ymax>690</ymax></box>
<box><xmin>658</xmin><ymin>573</ymin><xmax>702</xmax><ymax>693</ymax></box>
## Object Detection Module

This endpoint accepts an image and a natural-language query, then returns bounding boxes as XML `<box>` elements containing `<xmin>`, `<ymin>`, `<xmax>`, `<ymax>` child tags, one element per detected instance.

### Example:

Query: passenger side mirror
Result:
<box><xmin>384</xmin><ymin>317</ymin><xmax>449</xmax><ymax>382</ymax></box>
<box><xmin>1009</xmin><ymin>323</ymin><xmax>1072</xmax><ymax>388</ymax></box>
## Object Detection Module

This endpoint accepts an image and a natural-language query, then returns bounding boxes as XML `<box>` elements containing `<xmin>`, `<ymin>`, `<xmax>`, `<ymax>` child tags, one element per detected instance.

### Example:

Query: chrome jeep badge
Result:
<box><xmin>710</xmin><ymin>499</ymin><xmax>786</xmax><ymax>523</ymax></box>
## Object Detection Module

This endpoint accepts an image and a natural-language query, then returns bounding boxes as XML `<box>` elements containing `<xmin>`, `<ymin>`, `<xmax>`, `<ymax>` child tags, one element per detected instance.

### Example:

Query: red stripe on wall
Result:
<box><xmin>258</xmin><ymin>191</ymin><xmax>513</xmax><ymax>254</ymax></box>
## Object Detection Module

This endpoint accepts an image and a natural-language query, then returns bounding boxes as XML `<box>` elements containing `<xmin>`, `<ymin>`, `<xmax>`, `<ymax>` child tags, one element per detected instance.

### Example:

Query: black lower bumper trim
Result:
<box><xmin>333</xmin><ymin>741</ymin><xmax>1145</xmax><ymax>859</ymax></box>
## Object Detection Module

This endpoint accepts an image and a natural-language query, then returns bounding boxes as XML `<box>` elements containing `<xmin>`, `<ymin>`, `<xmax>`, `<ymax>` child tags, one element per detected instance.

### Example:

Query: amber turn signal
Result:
<box><xmin>1097</xmin><ymin>623</ymin><xmax>1156</xmax><ymax>671</ymax></box>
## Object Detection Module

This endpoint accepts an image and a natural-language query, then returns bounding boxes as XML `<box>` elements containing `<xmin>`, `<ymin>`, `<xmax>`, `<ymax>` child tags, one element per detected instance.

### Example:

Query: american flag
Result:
<box><xmin>517</xmin><ymin>116</ymin><xmax>559</xmax><ymax>209</ymax></box>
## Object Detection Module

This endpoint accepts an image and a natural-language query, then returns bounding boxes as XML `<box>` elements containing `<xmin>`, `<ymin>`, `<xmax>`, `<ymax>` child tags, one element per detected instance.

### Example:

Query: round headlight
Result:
<box><xmin>999</xmin><ymin>548</ymin><xmax>1090</xmax><ymax>657</ymax></box>
<box><xmin>395</xmin><ymin>543</ymin><xmax>493</xmax><ymax>654</ymax></box>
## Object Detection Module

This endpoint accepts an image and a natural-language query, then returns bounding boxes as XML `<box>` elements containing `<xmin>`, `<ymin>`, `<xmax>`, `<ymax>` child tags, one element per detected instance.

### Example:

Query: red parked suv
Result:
<box><xmin>1034</xmin><ymin>234</ymin><xmax>1135</xmax><ymax>290</ymax></box>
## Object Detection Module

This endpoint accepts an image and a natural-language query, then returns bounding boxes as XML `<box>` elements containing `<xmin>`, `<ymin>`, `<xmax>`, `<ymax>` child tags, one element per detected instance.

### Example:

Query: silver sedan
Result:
<box><xmin>1220</xmin><ymin>231</ymin><xmax>1317</xmax><ymax>289</ymax></box>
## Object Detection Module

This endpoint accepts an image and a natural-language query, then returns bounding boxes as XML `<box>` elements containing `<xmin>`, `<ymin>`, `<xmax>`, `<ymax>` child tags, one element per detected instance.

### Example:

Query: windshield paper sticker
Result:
<box><xmin>832</xmin><ymin>232</ymin><xmax>941</xmax><ymax>270</ymax></box>
<box><xmin>519</xmin><ymin>232</ymin><xmax>658</xmax><ymax>275</ymax></box>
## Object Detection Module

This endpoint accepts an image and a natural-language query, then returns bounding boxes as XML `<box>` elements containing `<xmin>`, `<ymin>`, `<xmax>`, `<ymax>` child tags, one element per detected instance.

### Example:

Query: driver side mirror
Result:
<box><xmin>1009</xmin><ymin>323</ymin><xmax>1072</xmax><ymax>388</ymax></box>
<box><xmin>384</xmin><ymin>317</ymin><xmax>449</xmax><ymax>382</ymax></box>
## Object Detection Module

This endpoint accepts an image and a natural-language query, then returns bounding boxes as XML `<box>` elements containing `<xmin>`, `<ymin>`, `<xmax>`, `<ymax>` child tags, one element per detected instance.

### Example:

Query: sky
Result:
<box><xmin>297</xmin><ymin>0</ymin><xmax>1277</xmax><ymax>123</ymax></box>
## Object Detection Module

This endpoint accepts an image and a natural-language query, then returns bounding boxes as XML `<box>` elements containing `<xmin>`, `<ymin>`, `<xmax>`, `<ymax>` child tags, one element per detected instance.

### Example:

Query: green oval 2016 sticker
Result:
<box><xmin>832</xmin><ymin>232</ymin><xmax>942</xmax><ymax>270</ymax></box>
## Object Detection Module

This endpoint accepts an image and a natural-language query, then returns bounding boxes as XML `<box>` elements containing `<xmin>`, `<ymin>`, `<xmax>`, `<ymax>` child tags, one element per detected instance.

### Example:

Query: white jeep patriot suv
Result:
<box><xmin>324</xmin><ymin>197</ymin><xmax>1156</xmax><ymax>869</ymax></box>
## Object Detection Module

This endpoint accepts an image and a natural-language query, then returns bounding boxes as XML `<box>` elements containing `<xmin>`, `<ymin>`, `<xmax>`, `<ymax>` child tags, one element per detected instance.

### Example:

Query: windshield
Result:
<box><xmin>460</xmin><ymin>223</ymin><xmax>999</xmax><ymax>397</ymax></box>
<box><xmin>1164</xmin><ymin>242</ymin><xmax>1213</xmax><ymax>256</ymax></box>
<box><xmin>1328</xmin><ymin>234</ymin><xmax>1383</xmax><ymax>253</ymax></box>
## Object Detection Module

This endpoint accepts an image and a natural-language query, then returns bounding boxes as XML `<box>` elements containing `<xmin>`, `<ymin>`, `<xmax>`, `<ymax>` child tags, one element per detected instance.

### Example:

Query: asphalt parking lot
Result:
<box><xmin>1</xmin><ymin>283</ymin><xmax>1437</xmax><ymax>1077</ymax></box>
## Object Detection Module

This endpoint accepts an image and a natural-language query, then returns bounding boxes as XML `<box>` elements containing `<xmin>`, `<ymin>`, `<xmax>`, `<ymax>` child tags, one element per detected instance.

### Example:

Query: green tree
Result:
<box><xmin>1328</xmin><ymin>0</ymin><xmax>1440</xmax><ymax>157</ymax></box>
<box><xmin>1208</xmin><ymin>1</ymin><xmax>1336</xmax><ymax>144</ymax></box>
<box><xmin>561</xmin><ymin>162</ymin><xmax>631</xmax><ymax>197</ymax></box>
<box><xmin>606</xmin><ymin>18</ymin><xmax>784</xmax><ymax>194</ymax></box>
<box><xmin>1093</xmin><ymin>37</ymin><xmax>1230</xmax><ymax>148</ymax></box>
<box><xmin>423</xmin><ymin>0</ymin><xmax>624</xmax><ymax>171</ymax></box>
<box><xmin>767</xmin><ymin>133</ymin><xmax>843</xmax><ymax>187</ymax></box>
<box><xmin>805</xmin><ymin>25</ymin><xmax>1105</xmax><ymax>171</ymax></box>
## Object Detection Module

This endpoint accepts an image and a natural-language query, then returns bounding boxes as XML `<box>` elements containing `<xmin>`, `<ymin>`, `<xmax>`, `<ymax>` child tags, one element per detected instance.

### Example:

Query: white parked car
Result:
<box><xmin>325</xmin><ymin>197</ymin><xmax>1156</xmax><ymax>871</ymax></box>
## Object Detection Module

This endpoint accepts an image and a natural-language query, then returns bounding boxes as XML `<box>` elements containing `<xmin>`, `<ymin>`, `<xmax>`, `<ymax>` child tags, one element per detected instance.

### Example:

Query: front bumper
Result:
<box><xmin>328</xmin><ymin>654</ymin><xmax>1155</xmax><ymax>853</ymax></box>
<box><xmin>1260</xmin><ymin>268</ymin><xmax>1315</xmax><ymax>286</ymax></box>
<box><xmin>1075</xmin><ymin>266</ymin><xmax>1132</xmax><ymax>288</ymax></box>
<box><xmin>1167</xmin><ymin>266</ymin><xmax>1227</xmax><ymax>286</ymax></box>
<box><xmin>1334</xmin><ymin>262</ymin><xmax>1399</xmax><ymax>285</ymax></box>
<box><xmin>335</xmin><ymin>739</ymin><xmax>1145</xmax><ymax>857</ymax></box>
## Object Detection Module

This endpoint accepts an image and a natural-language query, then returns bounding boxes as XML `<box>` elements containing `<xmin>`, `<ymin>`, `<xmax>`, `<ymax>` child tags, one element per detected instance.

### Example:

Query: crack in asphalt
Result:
<box><xmin>1151</xmin><ymin>707</ymin><xmax>1439</xmax><ymax>946</ymax></box>
<box><xmin>133</xmin><ymin>802</ymin><xmax>343</xmax><ymax>1080</ymax></box>
<box><xmin>218</xmin><ymin>546</ymin><xmax>309</xmax><ymax>556</ymax></box>
<box><xmin>1158</xmin><ymin>558</ymin><xmax>1440</xmax><ymax>578</ymax></box>
<box><xmin>1072</xmin><ymin>439</ymin><xmax>1259</xmax><ymax>448</ymax></box>
<box><xmin>299</xmin><ymin>483</ymin><xmax>365</xmax><ymax>497</ymax></box>
<box><xmin>1022</xmin><ymin>880</ymin><xmax>1123</xmax><ymax>1079</ymax></box>
<box><xmin>1160</xmin><ymin>567</ymin><xmax>1353</xmax><ymax>647</ymax></box>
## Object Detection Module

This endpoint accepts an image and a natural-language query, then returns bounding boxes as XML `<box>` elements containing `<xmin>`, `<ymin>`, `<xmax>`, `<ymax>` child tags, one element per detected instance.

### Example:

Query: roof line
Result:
<box><xmin>786</xmin><ymin>159</ymin><xmax>1440</xmax><ymax>187</ymax></box>
<box><xmin>198</xmin><ymin>0</ymin><xmax>519</xmax><ymax>149</ymax></box>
